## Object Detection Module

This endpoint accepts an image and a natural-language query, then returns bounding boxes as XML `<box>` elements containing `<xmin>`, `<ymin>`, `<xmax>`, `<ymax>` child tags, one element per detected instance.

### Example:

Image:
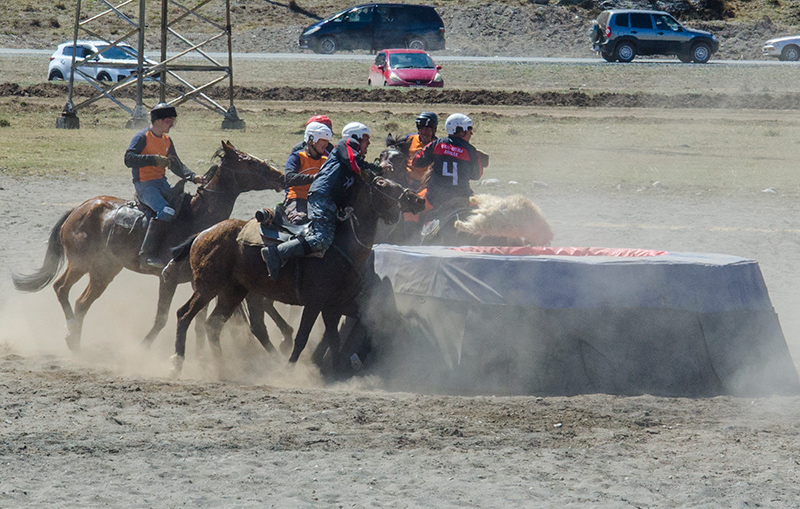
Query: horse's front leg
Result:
<box><xmin>262</xmin><ymin>298</ymin><xmax>294</xmax><ymax>351</ymax></box>
<box><xmin>289</xmin><ymin>306</ymin><xmax>321</xmax><ymax>363</ymax></box>
<box><xmin>244</xmin><ymin>294</ymin><xmax>276</xmax><ymax>354</ymax></box>
<box><xmin>142</xmin><ymin>276</ymin><xmax>179</xmax><ymax>349</ymax></box>
<box><xmin>321</xmin><ymin>311</ymin><xmax>346</xmax><ymax>372</ymax></box>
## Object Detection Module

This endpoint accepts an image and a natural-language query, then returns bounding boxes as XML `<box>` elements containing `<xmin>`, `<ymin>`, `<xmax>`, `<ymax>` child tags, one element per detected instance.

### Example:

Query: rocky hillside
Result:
<box><xmin>1</xmin><ymin>0</ymin><xmax>798</xmax><ymax>60</ymax></box>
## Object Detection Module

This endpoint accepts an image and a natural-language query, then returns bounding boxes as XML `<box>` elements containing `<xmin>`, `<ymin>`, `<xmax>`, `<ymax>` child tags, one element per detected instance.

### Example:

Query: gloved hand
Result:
<box><xmin>192</xmin><ymin>174</ymin><xmax>207</xmax><ymax>185</ymax></box>
<box><xmin>153</xmin><ymin>155</ymin><xmax>171</xmax><ymax>168</ymax></box>
<box><xmin>362</xmin><ymin>161</ymin><xmax>384</xmax><ymax>175</ymax></box>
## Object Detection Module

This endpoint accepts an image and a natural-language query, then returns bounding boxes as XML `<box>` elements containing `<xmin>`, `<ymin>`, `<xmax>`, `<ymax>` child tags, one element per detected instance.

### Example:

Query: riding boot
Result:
<box><xmin>139</xmin><ymin>219</ymin><xmax>169</xmax><ymax>270</ymax></box>
<box><xmin>261</xmin><ymin>238</ymin><xmax>307</xmax><ymax>280</ymax></box>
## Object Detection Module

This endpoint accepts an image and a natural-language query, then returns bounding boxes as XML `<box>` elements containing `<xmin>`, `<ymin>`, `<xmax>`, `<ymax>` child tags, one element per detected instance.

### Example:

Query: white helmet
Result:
<box><xmin>304</xmin><ymin>121</ymin><xmax>333</xmax><ymax>143</ymax></box>
<box><xmin>445</xmin><ymin>113</ymin><xmax>473</xmax><ymax>136</ymax></box>
<box><xmin>341</xmin><ymin>121</ymin><xmax>370</xmax><ymax>141</ymax></box>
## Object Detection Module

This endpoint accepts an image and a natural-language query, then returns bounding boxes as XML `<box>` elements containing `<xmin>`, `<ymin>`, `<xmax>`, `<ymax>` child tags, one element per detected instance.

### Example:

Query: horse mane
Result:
<box><xmin>453</xmin><ymin>194</ymin><xmax>554</xmax><ymax>246</ymax></box>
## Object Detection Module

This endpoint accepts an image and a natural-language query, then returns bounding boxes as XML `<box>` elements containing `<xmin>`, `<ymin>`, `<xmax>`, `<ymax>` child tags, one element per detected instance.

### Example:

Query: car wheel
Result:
<box><xmin>368</xmin><ymin>78</ymin><xmax>372</xmax><ymax>86</ymax></box>
<box><xmin>677</xmin><ymin>53</ymin><xmax>693</xmax><ymax>63</ymax></box>
<box><xmin>600</xmin><ymin>50</ymin><xmax>615</xmax><ymax>62</ymax></box>
<box><xmin>691</xmin><ymin>43</ymin><xmax>711</xmax><ymax>64</ymax></box>
<box><xmin>316</xmin><ymin>36</ymin><xmax>337</xmax><ymax>55</ymax></box>
<box><xmin>48</xmin><ymin>69</ymin><xmax>64</xmax><ymax>81</ymax></box>
<box><xmin>780</xmin><ymin>45</ymin><xmax>800</xmax><ymax>62</ymax></box>
<box><xmin>97</xmin><ymin>71</ymin><xmax>112</xmax><ymax>82</ymax></box>
<box><xmin>614</xmin><ymin>41</ymin><xmax>636</xmax><ymax>63</ymax></box>
<box><xmin>407</xmin><ymin>37</ymin><xmax>426</xmax><ymax>51</ymax></box>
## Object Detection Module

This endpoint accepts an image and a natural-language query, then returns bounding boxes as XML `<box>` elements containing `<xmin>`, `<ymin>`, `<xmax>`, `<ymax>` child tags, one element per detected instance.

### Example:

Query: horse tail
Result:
<box><xmin>170</xmin><ymin>234</ymin><xmax>199</xmax><ymax>263</ymax></box>
<box><xmin>12</xmin><ymin>209</ymin><xmax>72</xmax><ymax>293</ymax></box>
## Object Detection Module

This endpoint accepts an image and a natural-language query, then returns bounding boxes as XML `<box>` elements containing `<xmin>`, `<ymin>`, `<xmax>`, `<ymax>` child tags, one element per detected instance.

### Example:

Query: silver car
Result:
<box><xmin>762</xmin><ymin>35</ymin><xmax>800</xmax><ymax>61</ymax></box>
<box><xmin>48</xmin><ymin>40</ymin><xmax>151</xmax><ymax>82</ymax></box>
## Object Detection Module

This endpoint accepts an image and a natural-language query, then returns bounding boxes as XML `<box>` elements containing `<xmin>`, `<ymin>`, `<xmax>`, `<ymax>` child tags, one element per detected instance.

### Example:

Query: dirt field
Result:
<box><xmin>3</xmin><ymin>99</ymin><xmax>800</xmax><ymax>505</ymax></box>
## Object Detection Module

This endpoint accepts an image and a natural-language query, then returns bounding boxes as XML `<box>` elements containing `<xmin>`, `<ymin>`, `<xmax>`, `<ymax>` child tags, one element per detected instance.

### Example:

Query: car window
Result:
<box><xmin>613</xmin><ymin>13</ymin><xmax>629</xmax><ymax>28</ymax></box>
<box><xmin>346</xmin><ymin>6</ymin><xmax>373</xmax><ymax>23</ymax></box>
<box><xmin>653</xmin><ymin>14</ymin><xmax>681</xmax><ymax>32</ymax></box>
<box><xmin>389</xmin><ymin>52</ymin><xmax>434</xmax><ymax>69</ymax></box>
<box><xmin>630</xmin><ymin>13</ymin><xmax>653</xmax><ymax>29</ymax></box>
<box><xmin>377</xmin><ymin>6</ymin><xmax>400</xmax><ymax>23</ymax></box>
<box><xmin>97</xmin><ymin>44</ymin><xmax>138</xmax><ymax>60</ymax></box>
<box><xmin>375</xmin><ymin>53</ymin><xmax>386</xmax><ymax>66</ymax></box>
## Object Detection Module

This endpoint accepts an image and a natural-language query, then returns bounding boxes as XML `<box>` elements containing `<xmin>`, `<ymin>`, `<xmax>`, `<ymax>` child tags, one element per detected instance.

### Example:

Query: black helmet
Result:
<box><xmin>415</xmin><ymin>111</ymin><xmax>438</xmax><ymax>131</ymax></box>
<box><xmin>150</xmin><ymin>102</ymin><xmax>177</xmax><ymax>122</ymax></box>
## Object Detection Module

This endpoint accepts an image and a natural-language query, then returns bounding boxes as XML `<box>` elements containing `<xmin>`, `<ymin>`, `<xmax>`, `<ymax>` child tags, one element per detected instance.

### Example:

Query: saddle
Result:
<box><xmin>237</xmin><ymin>203</ymin><xmax>312</xmax><ymax>247</ymax></box>
<box><xmin>113</xmin><ymin>180</ymin><xmax>188</xmax><ymax>231</ymax></box>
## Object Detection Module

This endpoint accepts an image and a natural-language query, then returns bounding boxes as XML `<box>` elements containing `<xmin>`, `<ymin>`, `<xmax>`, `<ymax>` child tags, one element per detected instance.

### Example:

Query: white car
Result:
<box><xmin>762</xmin><ymin>35</ymin><xmax>800</xmax><ymax>61</ymax></box>
<box><xmin>48</xmin><ymin>40</ymin><xmax>151</xmax><ymax>82</ymax></box>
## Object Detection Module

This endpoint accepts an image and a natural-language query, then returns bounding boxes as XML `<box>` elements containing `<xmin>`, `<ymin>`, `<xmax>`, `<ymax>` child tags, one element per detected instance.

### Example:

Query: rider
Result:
<box><xmin>283</xmin><ymin>121</ymin><xmax>333</xmax><ymax>224</ymax></box>
<box><xmin>411</xmin><ymin>113</ymin><xmax>483</xmax><ymax>210</ymax></box>
<box><xmin>262</xmin><ymin>121</ymin><xmax>373</xmax><ymax>279</ymax></box>
<box><xmin>291</xmin><ymin>115</ymin><xmax>335</xmax><ymax>154</ymax></box>
<box><xmin>124</xmin><ymin>102</ymin><xmax>206</xmax><ymax>270</ymax></box>
<box><xmin>398</xmin><ymin>111</ymin><xmax>438</xmax><ymax>191</ymax></box>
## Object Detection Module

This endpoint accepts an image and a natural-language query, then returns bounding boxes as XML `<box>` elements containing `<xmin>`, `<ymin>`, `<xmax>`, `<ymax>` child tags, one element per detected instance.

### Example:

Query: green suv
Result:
<box><xmin>590</xmin><ymin>9</ymin><xmax>719</xmax><ymax>63</ymax></box>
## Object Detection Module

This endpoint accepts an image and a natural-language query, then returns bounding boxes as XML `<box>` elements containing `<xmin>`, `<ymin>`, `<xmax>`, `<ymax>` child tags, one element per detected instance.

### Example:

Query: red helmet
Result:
<box><xmin>306</xmin><ymin>115</ymin><xmax>332</xmax><ymax>130</ymax></box>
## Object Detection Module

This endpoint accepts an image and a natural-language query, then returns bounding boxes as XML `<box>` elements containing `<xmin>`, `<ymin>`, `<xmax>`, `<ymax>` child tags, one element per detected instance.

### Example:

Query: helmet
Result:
<box><xmin>306</xmin><ymin>114</ymin><xmax>332</xmax><ymax>130</ymax></box>
<box><xmin>341</xmin><ymin>121</ymin><xmax>370</xmax><ymax>141</ymax></box>
<box><xmin>445</xmin><ymin>113</ymin><xmax>473</xmax><ymax>136</ymax></box>
<box><xmin>150</xmin><ymin>102</ymin><xmax>177</xmax><ymax>122</ymax></box>
<box><xmin>304</xmin><ymin>121</ymin><xmax>333</xmax><ymax>143</ymax></box>
<box><xmin>415</xmin><ymin>111</ymin><xmax>438</xmax><ymax>131</ymax></box>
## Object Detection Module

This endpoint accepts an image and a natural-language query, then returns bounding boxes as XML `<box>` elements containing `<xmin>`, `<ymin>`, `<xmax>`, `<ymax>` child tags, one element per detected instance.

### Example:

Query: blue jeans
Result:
<box><xmin>305</xmin><ymin>195</ymin><xmax>337</xmax><ymax>253</ymax></box>
<box><xmin>134</xmin><ymin>178</ymin><xmax>176</xmax><ymax>222</ymax></box>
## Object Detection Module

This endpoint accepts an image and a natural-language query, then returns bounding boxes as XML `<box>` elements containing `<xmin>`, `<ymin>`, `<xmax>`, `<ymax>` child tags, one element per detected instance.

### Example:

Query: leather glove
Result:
<box><xmin>153</xmin><ymin>155</ymin><xmax>171</xmax><ymax>168</ymax></box>
<box><xmin>192</xmin><ymin>174</ymin><xmax>207</xmax><ymax>185</ymax></box>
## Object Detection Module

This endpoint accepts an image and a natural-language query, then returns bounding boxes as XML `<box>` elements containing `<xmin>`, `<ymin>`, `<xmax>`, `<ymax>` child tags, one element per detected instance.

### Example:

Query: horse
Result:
<box><xmin>168</xmin><ymin>168</ymin><xmax>426</xmax><ymax>377</ymax></box>
<box><xmin>11</xmin><ymin>140</ymin><xmax>289</xmax><ymax>352</ymax></box>
<box><xmin>377</xmin><ymin>136</ymin><xmax>553</xmax><ymax>247</ymax></box>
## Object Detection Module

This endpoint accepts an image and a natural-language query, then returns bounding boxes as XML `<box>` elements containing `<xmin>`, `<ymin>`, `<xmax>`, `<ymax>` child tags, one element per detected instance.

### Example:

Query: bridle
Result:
<box><xmin>198</xmin><ymin>149</ymin><xmax>282</xmax><ymax>197</ymax></box>
<box><xmin>338</xmin><ymin>171</ymin><xmax>408</xmax><ymax>250</ymax></box>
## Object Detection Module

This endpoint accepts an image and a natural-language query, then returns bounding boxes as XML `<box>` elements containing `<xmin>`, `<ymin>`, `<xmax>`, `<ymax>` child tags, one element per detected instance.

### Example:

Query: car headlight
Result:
<box><xmin>303</xmin><ymin>26</ymin><xmax>320</xmax><ymax>37</ymax></box>
<box><xmin>433</xmin><ymin>73</ymin><xmax>442</xmax><ymax>82</ymax></box>
<box><xmin>389</xmin><ymin>72</ymin><xmax>402</xmax><ymax>82</ymax></box>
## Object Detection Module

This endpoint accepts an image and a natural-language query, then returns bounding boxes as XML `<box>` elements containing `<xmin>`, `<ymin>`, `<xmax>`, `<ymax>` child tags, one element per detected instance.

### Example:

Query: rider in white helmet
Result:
<box><xmin>411</xmin><ymin>112</ymin><xmax>484</xmax><ymax>209</ymax></box>
<box><xmin>282</xmin><ymin>121</ymin><xmax>334</xmax><ymax>224</ymax></box>
<box><xmin>261</xmin><ymin>121</ymin><xmax>375</xmax><ymax>279</ymax></box>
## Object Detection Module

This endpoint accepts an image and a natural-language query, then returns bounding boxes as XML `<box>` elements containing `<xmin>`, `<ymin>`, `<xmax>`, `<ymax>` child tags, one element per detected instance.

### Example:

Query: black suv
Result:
<box><xmin>590</xmin><ymin>10</ymin><xmax>719</xmax><ymax>63</ymax></box>
<box><xmin>299</xmin><ymin>3</ymin><xmax>445</xmax><ymax>54</ymax></box>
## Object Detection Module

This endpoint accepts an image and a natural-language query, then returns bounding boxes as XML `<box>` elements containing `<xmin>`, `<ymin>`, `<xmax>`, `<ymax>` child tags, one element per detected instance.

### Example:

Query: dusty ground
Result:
<box><xmin>3</xmin><ymin>134</ymin><xmax>800</xmax><ymax>505</ymax></box>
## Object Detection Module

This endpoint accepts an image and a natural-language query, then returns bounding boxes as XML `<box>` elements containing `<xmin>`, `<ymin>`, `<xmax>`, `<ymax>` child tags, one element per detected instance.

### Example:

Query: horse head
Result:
<box><xmin>378</xmin><ymin>134</ymin><xmax>412</xmax><ymax>187</ymax></box>
<box><xmin>361</xmin><ymin>168</ymin><xmax>425</xmax><ymax>225</ymax></box>
<box><xmin>206</xmin><ymin>140</ymin><xmax>284</xmax><ymax>194</ymax></box>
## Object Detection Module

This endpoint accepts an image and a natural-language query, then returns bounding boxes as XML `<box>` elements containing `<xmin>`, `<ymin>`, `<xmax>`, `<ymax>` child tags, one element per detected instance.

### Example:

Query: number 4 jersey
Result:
<box><xmin>412</xmin><ymin>135</ymin><xmax>484</xmax><ymax>207</ymax></box>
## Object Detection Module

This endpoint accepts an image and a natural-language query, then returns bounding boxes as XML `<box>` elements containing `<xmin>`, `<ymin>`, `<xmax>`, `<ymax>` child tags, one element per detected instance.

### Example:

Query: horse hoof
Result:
<box><xmin>169</xmin><ymin>354</ymin><xmax>184</xmax><ymax>378</ymax></box>
<box><xmin>65</xmin><ymin>335</ymin><xmax>80</xmax><ymax>353</ymax></box>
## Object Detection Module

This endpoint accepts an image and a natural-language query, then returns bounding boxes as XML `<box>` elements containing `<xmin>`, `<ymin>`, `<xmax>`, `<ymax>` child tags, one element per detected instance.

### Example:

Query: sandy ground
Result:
<box><xmin>3</xmin><ymin>163</ymin><xmax>800</xmax><ymax>506</ymax></box>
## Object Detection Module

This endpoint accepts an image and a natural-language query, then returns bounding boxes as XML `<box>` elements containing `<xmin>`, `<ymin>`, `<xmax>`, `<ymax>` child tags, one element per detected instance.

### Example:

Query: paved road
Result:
<box><xmin>0</xmin><ymin>47</ymin><xmax>790</xmax><ymax>66</ymax></box>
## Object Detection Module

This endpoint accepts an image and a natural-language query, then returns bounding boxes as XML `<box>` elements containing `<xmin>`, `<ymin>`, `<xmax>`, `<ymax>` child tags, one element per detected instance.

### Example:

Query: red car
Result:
<box><xmin>368</xmin><ymin>49</ymin><xmax>443</xmax><ymax>88</ymax></box>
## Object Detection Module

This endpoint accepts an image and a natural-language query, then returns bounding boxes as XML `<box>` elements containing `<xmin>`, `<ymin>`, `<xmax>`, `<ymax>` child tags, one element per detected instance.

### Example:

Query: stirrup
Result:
<box><xmin>140</xmin><ymin>256</ymin><xmax>166</xmax><ymax>271</ymax></box>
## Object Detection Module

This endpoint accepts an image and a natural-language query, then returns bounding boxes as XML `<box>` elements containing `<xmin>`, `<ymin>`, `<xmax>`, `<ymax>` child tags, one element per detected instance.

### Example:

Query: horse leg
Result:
<box><xmin>141</xmin><ymin>276</ymin><xmax>179</xmax><ymax>349</ymax></box>
<box><xmin>262</xmin><ymin>298</ymin><xmax>294</xmax><ymax>350</ymax></box>
<box><xmin>288</xmin><ymin>306</ymin><xmax>321</xmax><ymax>363</ymax></box>
<box><xmin>194</xmin><ymin>304</ymin><xmax>209</xmax><ymax>352</ymax></box>
<box><xmin>52</xmin><ymin>263</ymin><xmax>87</xmax><ymax>352</ymax></box>
<box><xmin>67</xmin><ymin>267</ymin><xmax>120</xmax><ymax>352</ymax></box>
<box><xmin>204</xmin><ymin>285</ymin><xmax>248</xmax><ymax>378</ymax></box>
<box><xmin>320</xmin><ymin>311</ymin><xmax>345</xmax><ymax>372</ymax></box>
<box><xmin>172</xmin><ymin>290</ymin><xmax>215</xmax><ymax>378</ymax></box>
<box><xmin>243</xmin><ymin>294</ymin><xmax>276</xmax><ymax>354</ymax></box>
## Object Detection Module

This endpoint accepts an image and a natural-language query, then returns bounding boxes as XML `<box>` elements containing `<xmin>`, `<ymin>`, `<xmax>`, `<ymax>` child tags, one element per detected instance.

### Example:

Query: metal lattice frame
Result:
<box><xmin>57</xmin><ymin>0</ymin><xmax>244</xmax><ymax>130</ymax></box>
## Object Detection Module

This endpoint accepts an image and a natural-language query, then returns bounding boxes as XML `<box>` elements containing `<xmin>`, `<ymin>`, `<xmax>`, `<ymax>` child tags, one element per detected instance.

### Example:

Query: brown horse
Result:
<box><xmin>12</xmin><ymin>141</ymin><xmax>287</xmax><ymax>352</ymax></box>
<box><xmin>169</xmin><ymin>168</ymin><xmax>426</xmax><ymax>377</ymax></box>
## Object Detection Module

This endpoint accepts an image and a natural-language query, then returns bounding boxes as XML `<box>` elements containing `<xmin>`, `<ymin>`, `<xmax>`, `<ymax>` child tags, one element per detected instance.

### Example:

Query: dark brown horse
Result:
<box><xmin>169</xmin><ymin>168</ymin><xmax>426</xmax><ymax>376</ymax></box>
<box><xmin>12</xmin><ymin>141</ymin><xmax>287</xmax><ymax>352</ymax></box>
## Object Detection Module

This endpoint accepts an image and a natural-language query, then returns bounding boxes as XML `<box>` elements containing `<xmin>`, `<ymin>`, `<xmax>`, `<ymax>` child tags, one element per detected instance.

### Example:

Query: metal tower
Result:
<box><xmin>56</xmin><ymin>0</ymin><xmax>245</xmax><ymax>130</ymax></box>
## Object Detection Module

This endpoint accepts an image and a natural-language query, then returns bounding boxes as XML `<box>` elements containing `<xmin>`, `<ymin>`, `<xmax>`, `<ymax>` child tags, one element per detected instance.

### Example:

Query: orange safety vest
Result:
<box><xmin>138</xmin><ymin>130</ymin><xmax>172</xmax><ymax>182</ymax></box>
<box><xmin>406</xmin><ymin>134</ymin><xmax>431</xmax><ymax>183</ymax></box>
<box><xmin>286</xmin><ymin>150</ymin><xmax>327</xmax><ymax>200</ymax></box>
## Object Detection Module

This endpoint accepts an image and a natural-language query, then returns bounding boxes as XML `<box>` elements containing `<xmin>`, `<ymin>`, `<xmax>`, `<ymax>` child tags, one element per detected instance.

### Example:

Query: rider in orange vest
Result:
<box><xmin>124</xmin><ymin>103</ymin><xmax>206</xmax><ymax>270</ymax></box>
<box><xmin>397</xmin><ymin>111</ymin><xmax>438</xmax><ymax>192</ymax></box>
<box><xmin>283</xmin><ymin>121</ymin><xmax>333</xmax><ymax>224</ymax></box>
